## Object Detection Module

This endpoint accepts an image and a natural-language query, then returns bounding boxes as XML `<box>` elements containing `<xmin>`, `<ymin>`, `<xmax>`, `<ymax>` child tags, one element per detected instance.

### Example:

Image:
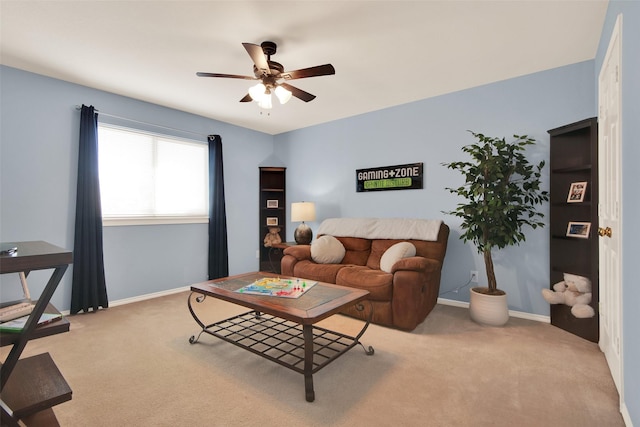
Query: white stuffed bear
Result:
<box><xmin>542</xmin><ymin>273</ymin><xmax>595</xmax><ymax>318</ymax></box>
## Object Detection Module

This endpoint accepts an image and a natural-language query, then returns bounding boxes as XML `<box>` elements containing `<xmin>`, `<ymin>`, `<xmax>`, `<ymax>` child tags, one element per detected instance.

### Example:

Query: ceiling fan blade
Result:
<box><xmin>281</xmin><ymin>64</ymin><xmax>335</xmax><ymax>80</ymax></box>
<box><xmin>242</xmin><ymin>43</ymin><xmax>270</xmax><ymax>76</ymax></box>
<box><xmin>280</xmin><ymin>83</ymin><xmax>316</xmax><ymax>102</ymax></box>
<box><xmin>196</xmin><ymin>72</ymin><xmax>256</xmax><ymax>80</ymax></box>
<box><xmin>239</xmin><ymin>94</ymin><xmax>253</xmax><ymax>103</ymax></box>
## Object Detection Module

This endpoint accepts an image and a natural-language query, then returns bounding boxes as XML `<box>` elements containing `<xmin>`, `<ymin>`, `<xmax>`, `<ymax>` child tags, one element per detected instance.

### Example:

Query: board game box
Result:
<box><xmin>235</xmin><ymin>277</ymin><xmax>317</xmax><ymax>298</ymax></box>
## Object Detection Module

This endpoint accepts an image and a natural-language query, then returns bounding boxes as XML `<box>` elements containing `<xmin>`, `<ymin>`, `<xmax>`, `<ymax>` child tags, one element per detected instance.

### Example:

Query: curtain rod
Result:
<box><xmin>75</xmin><ymin>105</ymin><xmax>212</xmax><ymax>139</ymax></box>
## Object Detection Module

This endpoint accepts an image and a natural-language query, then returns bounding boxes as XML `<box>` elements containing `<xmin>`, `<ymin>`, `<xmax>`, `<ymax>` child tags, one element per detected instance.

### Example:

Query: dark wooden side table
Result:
<box><xmin>1</xmin><ymin>241</ymin><xmax>73</xmax><ymax>426</ymax></box>
<box><xmin>266</xmin><ymin>241</ymin><xmax>297</xmax><ymax>274</ymax></box>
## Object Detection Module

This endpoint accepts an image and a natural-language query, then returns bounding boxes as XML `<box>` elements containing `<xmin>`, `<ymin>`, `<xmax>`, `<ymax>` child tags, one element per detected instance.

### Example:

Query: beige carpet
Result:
<box><xmin>3</xmin><ymin>292</ymin><xmax>624</xmax><ymax>427</ymax></box>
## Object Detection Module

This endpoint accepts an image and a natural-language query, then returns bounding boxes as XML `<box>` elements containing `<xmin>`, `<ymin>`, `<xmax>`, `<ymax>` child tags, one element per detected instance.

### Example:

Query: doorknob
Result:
<box><xmin>598</xmin><ymin>227</ymin><xmax>612</xmax><ymax>238</ymax></box>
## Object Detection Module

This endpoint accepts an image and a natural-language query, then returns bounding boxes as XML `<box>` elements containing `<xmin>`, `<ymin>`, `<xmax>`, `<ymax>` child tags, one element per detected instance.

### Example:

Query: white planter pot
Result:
<box><xmin>469</xmin><ymin>287</ymin><xmax>509</xmax><ymax>326</ymax></box>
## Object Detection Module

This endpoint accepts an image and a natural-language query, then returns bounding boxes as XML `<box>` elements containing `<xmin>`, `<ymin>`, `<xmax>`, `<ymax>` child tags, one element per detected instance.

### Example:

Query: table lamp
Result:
<box><xmin>291</xmin><ymin>202</ymin><xmax>316</xmax><ymax>245</ymax></box>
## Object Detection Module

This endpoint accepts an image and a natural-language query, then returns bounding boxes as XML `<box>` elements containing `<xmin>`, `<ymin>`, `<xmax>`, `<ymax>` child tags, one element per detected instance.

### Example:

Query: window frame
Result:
<box><xmin>97</xmin><ymin>123</ymin><xmax>209</xmax><ymax>227</ymax></box>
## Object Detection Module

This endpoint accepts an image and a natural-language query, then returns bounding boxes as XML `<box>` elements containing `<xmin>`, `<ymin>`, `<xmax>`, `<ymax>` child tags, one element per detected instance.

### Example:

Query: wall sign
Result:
<box><xmin>356</xmin><ymin>162</ymin><xmax>423</xmax><ymax>192</ymax></box>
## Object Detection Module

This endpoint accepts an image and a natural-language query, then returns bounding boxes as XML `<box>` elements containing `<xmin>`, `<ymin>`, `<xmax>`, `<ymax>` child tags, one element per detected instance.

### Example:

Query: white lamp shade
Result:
<box><xmin>258</xmin><ymin>93</ymin><xmax>273</xmax><ymax>109</ymax></box>
<box><xmin>275</xmin><ymin>85</ymin><xmax>292</xmax><ymax>104</ymax></box>
<box><xmin>248</xmin><ymin>83</ymin><xmax>266</xmax><ymax>101</ymax></box>
<box><xmin>291</xmin><ymin>202</ymin><xmax>316</xmax><ymax>222</ymax></box>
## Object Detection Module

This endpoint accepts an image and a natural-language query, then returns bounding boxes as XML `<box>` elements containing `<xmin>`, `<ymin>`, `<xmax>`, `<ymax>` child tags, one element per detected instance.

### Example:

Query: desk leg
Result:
<box><xmin>0</xmin><ymin>265</ymin><xmax>68</xmax><ymax>389</ymax></box>
<box><xmin>303</xmin><ymin>324</ymin><xmax>315</xmax><ymax>402</ymax></box>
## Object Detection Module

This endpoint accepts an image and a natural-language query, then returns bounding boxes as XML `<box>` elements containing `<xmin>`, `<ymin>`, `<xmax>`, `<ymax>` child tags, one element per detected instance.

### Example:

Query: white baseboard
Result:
<box><xmin>621</xmin><ymin>401</ymin><xmax>633</xmax><ymax>427</ymax></box>
<box><xmin>61</xmin><ymin>286</ymin><xmax>191</xmax><ymax>315</ymax></box>
<box><xmin>437</xmin><ymin>297</ymin><xmax>551</xmax><ymax>324</ymax></box>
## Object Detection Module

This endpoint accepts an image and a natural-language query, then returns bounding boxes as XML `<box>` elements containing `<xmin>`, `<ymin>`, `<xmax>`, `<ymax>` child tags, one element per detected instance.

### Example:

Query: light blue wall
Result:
<box><xmin>0</xmin><ymin>65</ymin><xmax>274</xmax><ymax>309</ymax></box>
<box><xmin>275</xmin><ymin>62</ymin><xmax>595</xmax><ymax>316</ymax></box>
<box><xmin>596</xmin><ymin>1</ymin><xmax>640</xmax><ymax>423</ymax></box>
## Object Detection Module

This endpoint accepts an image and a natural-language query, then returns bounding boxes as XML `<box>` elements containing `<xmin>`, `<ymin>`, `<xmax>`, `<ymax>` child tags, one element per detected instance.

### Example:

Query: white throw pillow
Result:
<box><xmin>311</xmin><ymin>235</ymin><xmax>346</xmax><ymax>264</ymax></box>
<box><xmin>380</xmin><ymin>242</ymin><xmax>416</xmax><ymax>273</ymax></box>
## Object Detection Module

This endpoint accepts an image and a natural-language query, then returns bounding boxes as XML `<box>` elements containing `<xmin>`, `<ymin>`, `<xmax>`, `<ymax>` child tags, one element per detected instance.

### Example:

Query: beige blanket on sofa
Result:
<box><xmin>316</xmin><ymin>218</ymin><xmax>443</xmax><ymax>241</ymax></box>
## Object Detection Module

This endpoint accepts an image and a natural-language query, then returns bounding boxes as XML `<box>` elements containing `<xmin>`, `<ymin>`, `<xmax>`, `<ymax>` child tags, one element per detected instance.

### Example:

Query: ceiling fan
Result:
<box><xmin>197</xmin><ymin>41</ymin><xmax>335</xmax><ymax>109</ymax></box>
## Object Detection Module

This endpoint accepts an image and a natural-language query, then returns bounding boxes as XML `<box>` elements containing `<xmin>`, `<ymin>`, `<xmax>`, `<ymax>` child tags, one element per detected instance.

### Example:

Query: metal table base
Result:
<box><xmin>188</xmin><ymin>293</ymin><xmax>373</xmax><ymax>402</ymax></box>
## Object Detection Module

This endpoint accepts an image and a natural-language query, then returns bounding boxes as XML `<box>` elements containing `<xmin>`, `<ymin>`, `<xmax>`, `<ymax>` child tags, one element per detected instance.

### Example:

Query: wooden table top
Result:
<box><xmin>190</xmin><ymin>272</ymin><xmax>369</xmax><ymax>325</ymax></box>
<box><xmin>0</xmin><ymin>241</ymin><xmax>72</xmax><ymax>274</ymax></box>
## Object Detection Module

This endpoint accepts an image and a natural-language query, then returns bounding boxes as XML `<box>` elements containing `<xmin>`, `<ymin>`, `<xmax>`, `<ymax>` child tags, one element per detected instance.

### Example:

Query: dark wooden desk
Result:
<box><xmin>188</xmin><ymin>272</ymin><xmax>374</xmax><ymax>402</ymax></box>
<box><xmin>1</xmin><ymin>241</ymin><xmax>72</xmax><ymax>426</ymax></box>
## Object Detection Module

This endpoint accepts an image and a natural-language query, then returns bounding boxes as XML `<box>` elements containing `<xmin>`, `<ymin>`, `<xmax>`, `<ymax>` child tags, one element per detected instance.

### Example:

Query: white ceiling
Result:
<box><xmin>1</xmin><ymin>1</ymin><xmax>608</xmax><ymax>135</ymax></box>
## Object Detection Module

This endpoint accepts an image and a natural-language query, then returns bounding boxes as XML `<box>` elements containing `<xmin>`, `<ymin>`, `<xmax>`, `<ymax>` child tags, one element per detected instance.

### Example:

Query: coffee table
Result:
<box><xmin>188</xmin><ymin>272</ymin><xmax>374</xmax><ymax>402</ymax></box>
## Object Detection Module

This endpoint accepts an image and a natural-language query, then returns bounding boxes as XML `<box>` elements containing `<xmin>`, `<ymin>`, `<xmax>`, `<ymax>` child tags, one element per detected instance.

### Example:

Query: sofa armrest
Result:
<box><xmin>283</xmin><ymin>245</ymin><xmax>312</xmax><ymax>261</ymax></box>
<box><xmin>391</xmin><ymin>258</ymin><xmax>444</xmax><ymax>330</ymax></box>
<box><xmin>391</xmin><ymin>257</ymin><xmax>441</xmax><ymax>274</ymax></box>
<box><xmin>281</xmin><ymin>245</ymin><xmax>312</xmax><ymax>277</ymax></box>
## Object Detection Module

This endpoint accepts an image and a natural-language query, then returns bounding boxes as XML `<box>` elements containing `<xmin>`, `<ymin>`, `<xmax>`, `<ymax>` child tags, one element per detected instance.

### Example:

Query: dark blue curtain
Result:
<box><xmin>71</xmin><ymin>105</ymin><xmax>108</xmax><ymax>314</ymax></box>
<box><xmin>208</xmin><ymin>135</ymin><xmax>229</xmax><ymax>279</ymax></box>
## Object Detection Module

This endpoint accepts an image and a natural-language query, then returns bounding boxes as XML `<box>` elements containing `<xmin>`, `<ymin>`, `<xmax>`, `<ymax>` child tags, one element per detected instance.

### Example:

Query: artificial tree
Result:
<box><xmin>443</xmin><ymin>131</ymin><xmax>549</xmax><ymax>296</ymax></box>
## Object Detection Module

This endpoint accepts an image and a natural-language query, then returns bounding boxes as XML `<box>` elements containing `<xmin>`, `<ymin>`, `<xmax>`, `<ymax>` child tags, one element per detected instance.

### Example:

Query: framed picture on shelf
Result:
<box><xmin>566</xmin><ymin>221</ymin><xmax>591</xmax><ymax>238</ymax></box>
<box><xmin>567</xmin><ymin>181</ymin><xmax>587</xmax><ymax>203</ymax></box>
<box><xmin>266</xmin><ymin>199</ymin><xmax>279</xmax><ymax>209</ymax></box>
<box><xmin>266</xmin><ymin>217</ymin><xmax>278</xmax><ymax>226</ymax></box>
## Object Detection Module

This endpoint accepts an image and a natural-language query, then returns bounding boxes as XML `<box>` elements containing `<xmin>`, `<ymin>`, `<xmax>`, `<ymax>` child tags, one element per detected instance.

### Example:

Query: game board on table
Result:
<box><xmin>235</xmin><ymin>276</ymin><xmax>317</xmax><ymax>298</ymax></box>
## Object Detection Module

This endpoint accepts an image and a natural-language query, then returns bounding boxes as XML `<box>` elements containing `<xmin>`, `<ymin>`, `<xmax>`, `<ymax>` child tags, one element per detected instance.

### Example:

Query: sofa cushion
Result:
<box><xmin>311</xmin><ymin>235</ymin><xmax>346</xmax><ymax>264</ymax></box>
<box><xmin>380</xmin><ymin>242</ymin><xmax>416</xmax><ymax>273</ymax></box>
<box><xmin>293</xmin><ymin>260</ymin><xmax>346</xmax><ymax>284</ymax></box>
<box><xmin>336</xmin><ymin>266</ymin><xmax>393</xmax><ymax>301</ymax></box>
<box><xmin>335</xmin><ymin>236</ymin><xmax>371</xmax><ymax>266</ymax></box>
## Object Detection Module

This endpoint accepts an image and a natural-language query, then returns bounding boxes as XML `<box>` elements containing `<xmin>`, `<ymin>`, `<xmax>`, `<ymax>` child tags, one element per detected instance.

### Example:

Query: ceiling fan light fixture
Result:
<box><xmin>248</xmin><ymin>83</ymin><xmax>266</xmax><ymax>102</ymax></box>
<box><xmin>258</xmin><ymin>93</ymin><xmax>273</xmax><ymax>109</ymax></box>
<box><xmin>275</xmin><ymin>85</ymin><xmax>292</xmax><ymax>104</ymax></box>
<box><xmin>197</xmin><ymin>41</ymin><xmax>335</xmax><ymax>109</ymax></box>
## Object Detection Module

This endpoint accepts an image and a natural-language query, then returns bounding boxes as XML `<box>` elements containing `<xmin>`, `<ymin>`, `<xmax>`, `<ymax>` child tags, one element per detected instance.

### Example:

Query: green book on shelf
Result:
<box><xmin>0</xmin><ymin>312</ymin><xmax>63</xmax><ymax>333</ymax></box>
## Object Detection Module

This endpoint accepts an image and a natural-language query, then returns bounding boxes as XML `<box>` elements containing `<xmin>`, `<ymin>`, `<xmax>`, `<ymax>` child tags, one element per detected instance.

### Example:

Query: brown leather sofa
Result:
<box><xmin>281</xmin><ymin>218</ymin><xmax>449</xmax><ymax>331</ymax></box>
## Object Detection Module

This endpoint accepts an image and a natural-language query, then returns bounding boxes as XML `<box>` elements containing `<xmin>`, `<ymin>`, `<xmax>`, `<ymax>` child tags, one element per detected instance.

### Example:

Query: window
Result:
<box><xmin>98</xmin><ymin>124</ymin><xmax>208</xmax><ymax>226</ymax></box>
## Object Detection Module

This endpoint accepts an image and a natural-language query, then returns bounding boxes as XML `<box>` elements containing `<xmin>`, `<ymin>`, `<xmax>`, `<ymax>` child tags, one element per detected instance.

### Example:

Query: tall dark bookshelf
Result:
<box><xmin>259</xmin><ymin>167</ymin><xmax>286</xmax><ymax>272</ymax></box>
<box><xmin>547</xmin><ymin>117</ymin><xmax>599</xmax><ymax>342</ymax></box>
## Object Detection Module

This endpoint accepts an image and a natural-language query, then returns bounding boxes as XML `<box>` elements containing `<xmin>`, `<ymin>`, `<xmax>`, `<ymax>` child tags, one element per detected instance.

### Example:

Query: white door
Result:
<box><xmin>598</xmin><ymin>14</ymin><xmax>623</xmax><ymax>396</ymax></box>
